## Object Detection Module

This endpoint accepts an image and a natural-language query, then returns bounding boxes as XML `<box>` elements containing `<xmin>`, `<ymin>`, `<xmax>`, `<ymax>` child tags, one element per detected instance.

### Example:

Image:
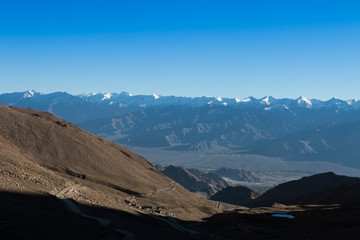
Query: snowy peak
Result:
<box><xmin>23</xmin><ymin>90</ymin><xmax>37</xmax><ymax>98</ymax></box>
<box><xmin>297</xmin><ymin>96</ymin><xmax>312</xmax><ymax>108</ymax></box>
<box><xmin>236</xmin><ymin>97</ymin><xmax>252</xmax><ymax>103</ymax></box>
<box><xmin>260</xmin><ymin>96</ymin><xmax>278</xmax><ymax>106</ymax></box>
<box><xmin>102</xmin><ymin>93</ymin><xmax>112</xmax><ymax>101</ymax></box>
<box><xmin>261</xmin><ymin>96</ymin><xmax>271</xmax><ymax>105</ymax></box>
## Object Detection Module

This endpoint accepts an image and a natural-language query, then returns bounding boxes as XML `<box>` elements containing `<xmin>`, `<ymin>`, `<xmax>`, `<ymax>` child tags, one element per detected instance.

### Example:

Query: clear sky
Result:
<box><xmin>1</xmin><ymin>0</ymin><xmax>360</xmax><ymax>100</ymax></box>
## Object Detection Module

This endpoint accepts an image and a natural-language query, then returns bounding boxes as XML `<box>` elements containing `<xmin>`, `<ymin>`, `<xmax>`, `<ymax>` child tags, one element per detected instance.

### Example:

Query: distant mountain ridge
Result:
<box><xmin>251</xmin><ymin>119</ymin><xmax>360</xmax><ymax>168</ymax></box>
<box><xmin>2</xmin><ymin>90</ymin><xmax>360</xmax><ymax>112</ymax></box>
<box><xmin>157</xmin><ymin>165</ymin><xmax>229</xmax><ymax>197</ymax></box>
<box><xmin>79</xmin><ymin>92</ymin><xmax>360</xmax><ymax>110</ymax></box>
<box><xmin>2</xmin><ymin>90</ymin><xmax>360</xmax><ymax>169</ymax></box>
<box><xmin>156</xmin><ymin>165</ymin><xmax>261</xmax><ymax>197</ymax></box>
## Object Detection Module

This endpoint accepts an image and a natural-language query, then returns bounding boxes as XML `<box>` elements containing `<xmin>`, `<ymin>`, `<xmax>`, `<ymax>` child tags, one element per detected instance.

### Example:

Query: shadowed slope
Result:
<box><xmin>203</xmin><ymin>204</ymin><xmax>360</xmax><ymax>240</ymax></box>
<box><xmin>210</xmin><ymin>186</ymin><xmax>259</xmax><ymax>206</ymax></box>
<box><xmin>294</xmin><ymin>182</ymin><xmax>360</xmax><ymax>206</ymax></box>
<box><xmin>0</xmin><ymin>191</ymin><xmax>212</xmax><ymax>240</ymax></box>
<box><xmin>250</xmin><ymin>172</ymin><xmax>360</xmax><ymax>207</ymax></box>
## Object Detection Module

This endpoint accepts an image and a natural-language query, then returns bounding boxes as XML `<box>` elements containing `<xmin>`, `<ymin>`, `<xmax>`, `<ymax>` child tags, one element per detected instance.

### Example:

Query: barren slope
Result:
<box><xmin>0</xmin><ymin>105</ymin><xmax>223</xmax><ymax>221</ymax></box>
<box><xmin>159</xmin><ymin>165</ymin><xmax>228</xmax><ymax>196</ymax></box>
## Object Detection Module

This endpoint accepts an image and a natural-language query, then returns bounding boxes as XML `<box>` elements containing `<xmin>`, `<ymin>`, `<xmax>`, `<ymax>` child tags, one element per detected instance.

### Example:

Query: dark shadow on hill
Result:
<box><xmin>2</xmin><ymin>190</ymin><xmax>360</xmax><ymax>240</ymax></box>
<box><xmin>248</xmin><ymin>172</ymin><xmax>360</xmax><ymax>208</ymax></box>
<box><xmin>0</xmin><ymin>191</ymin><xmax>205</xmax><ymax>240</ymax></box>
<box><xmin>202</xmin><ymin>205</ymin><xmax>360</xmax><ymax>240</ymax></box>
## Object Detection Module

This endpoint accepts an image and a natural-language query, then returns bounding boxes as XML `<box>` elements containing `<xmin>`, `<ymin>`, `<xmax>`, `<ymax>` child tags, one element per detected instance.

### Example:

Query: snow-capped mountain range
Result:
<box><xmin>2</xmin><ymin>90</ymin><xmax>360</xmax><ymax>169</ymax></box>
<box><xmin>2</xmin><ymin>90</ymin><xmax>360</xmax><ymax>111</ymax></box>
<box><xmin>81</xmin><ymin>92</ymin><xmax>360</xmax><ymax>110</ymax></box>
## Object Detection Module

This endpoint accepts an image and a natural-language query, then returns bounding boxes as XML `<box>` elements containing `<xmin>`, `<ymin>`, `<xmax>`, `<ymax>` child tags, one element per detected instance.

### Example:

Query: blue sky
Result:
<box><xmin>1</xmin><ymin>0</ymin><xmax>360</xmax><ymax>100</ymax></box>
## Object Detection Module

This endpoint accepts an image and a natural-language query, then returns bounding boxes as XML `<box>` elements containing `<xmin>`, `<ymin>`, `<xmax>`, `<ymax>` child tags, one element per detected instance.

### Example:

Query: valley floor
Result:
<box><xmin>123</xmin><ymin>145</ymin><xmax>360</xmax><ymax>178</ymax></box>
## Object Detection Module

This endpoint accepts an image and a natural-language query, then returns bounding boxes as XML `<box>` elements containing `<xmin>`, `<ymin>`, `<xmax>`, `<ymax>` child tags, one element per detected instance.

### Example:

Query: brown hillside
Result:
<box><xmin>0</xmin><ymin>105</ymin><xmax>223</xmax><ymax>221</ymax></box>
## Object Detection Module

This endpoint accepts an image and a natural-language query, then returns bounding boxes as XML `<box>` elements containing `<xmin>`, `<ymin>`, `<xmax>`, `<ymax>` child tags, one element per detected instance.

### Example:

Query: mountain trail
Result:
<box><xmin>55</xmin><ymin>185</ymin><xmax>135</xmax><ymax>240</ymax></box>
<box><xmin>147</xmin><ymin>181</ymin><xmax>176</xmax><ymax>198</ymax></box>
